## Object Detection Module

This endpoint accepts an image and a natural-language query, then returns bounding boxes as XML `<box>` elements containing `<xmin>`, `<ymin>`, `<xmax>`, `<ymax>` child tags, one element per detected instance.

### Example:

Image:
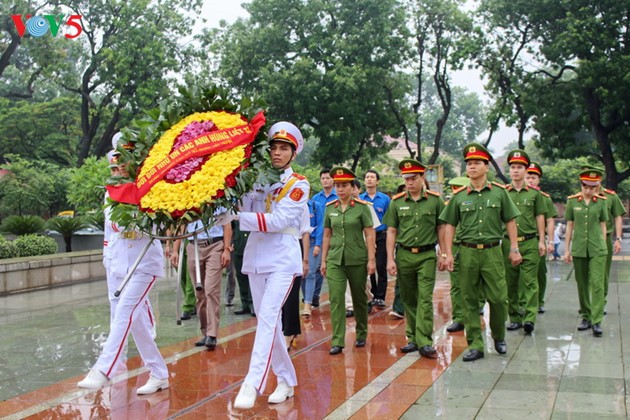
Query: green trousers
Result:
<box><xmin>327</xmin><ymin>262</ymin><xmax>368</xmax><ymax>347</ymax></box>
<box><xmin>179</xmin><ymin>244</ymin><xmax>197</xmax><ymax>313</ymax></box>
<box><xmin>460</xmin><ymin>246</ymin><xmax>507</xmax><ymax>352</ymax></box>
<box><xmin>574</xmin><ymin>255</ymin><xmax>606</xmax><ymax>325</ymax></box>
<box><xmin>604</xmin><ymin>234</ymin><xmax>613</xmax><ymax>304</ymax></box>
<box><xmin>396</xmin><ymin>248</ymin><xmax>436</xmax><ymax>348</ymax></box>
<box><xmin>504</xmin><ymin>238</ymin><xmax>539</xmax><ymax>325</ymax></box>
<box><xmin>450</xmin><ymin>244</ymin><xmax>463</xmax><ymax>324</ymax></box>
<box><xmin>391</xmin><ymin>280</ymin><xmax>412</xmax><ymax>340</ymax></box>
<box><xmin>537</xmin><ymin>254</ymin><xmax>547</xmax><ymax>307</ymax></box>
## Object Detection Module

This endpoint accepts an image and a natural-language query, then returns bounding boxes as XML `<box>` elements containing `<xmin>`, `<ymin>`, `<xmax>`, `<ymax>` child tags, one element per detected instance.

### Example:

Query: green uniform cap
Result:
<box><xmin>506</xmin><ymin>149</ymin><xmax>530</xmax><ymax>167</ymax></box>
<box><xmin>330</xmin><ymin>166</ymin><xmax>356</xmax><ymax>182</ymax></box>
<box><xmin>527</xmin><ymin>161</ymin><xmax>543</xmax><ymax>177</ymax></box>
<box><xmin>462</xmin><ymin>142</ymin><xmax>491</xmax><ymax>161</ymax></box>
<box><xmin>579</xmin><ymin>168</ymin><xmax>603</xmax><ymax>186</ymax></box>
<box><xmin>448</xmin><ymin>176</ymin><xmax>470</xmax><ymax>188</ymax></box>
<box><xmin>398</xmin><ymin>159</ymin><xmax>427</xmax><ymax>176</ymax></box>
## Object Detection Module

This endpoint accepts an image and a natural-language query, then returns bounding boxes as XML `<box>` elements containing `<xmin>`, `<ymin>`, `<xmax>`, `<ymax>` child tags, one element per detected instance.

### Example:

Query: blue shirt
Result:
<box><xmin>311</xmin><ymin>189</ymin><xmax>338</xmax><ymax>211</ymax></box>
<box><xmin>308</xmin><ymin>199</ymin><xmax>324</xmax><ymax>247</ymax></box>
<box><xmin>359</xmin><ymin>191</ymin><xmax>390</xmax><ymax>232</ymax></box>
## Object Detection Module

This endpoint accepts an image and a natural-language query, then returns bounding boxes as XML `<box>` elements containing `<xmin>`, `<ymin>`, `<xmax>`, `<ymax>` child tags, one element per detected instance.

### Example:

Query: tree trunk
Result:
<box><xmin>64</xmin><ymin>235</ymin><xmax>72</xmax><ymax>252</ymax></box>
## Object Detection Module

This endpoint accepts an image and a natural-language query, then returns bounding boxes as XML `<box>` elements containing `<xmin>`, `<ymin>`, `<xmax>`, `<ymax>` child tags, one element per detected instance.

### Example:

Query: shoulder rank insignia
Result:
<box><xmin>426</xmin><ymin>190</ymin><xmax>441</xmax><ymax>197</ymax></box>
<box><xmin>291</xmin><ymin>173</ymin><xmax>307</xmax><ymax>180</ymax></box>
<box><xmin>327</xmin><ymin>199</ymin><xmax>339</xmax><ymax>206</ymax></box>
<box><xmin>392</xmin><ymin>192</ymin><xmax>406</xmax><ymax>200</ymax></box>
<box><xmin>604</xmin><ymin>188</ymin><xmax>616</xmax><ymax>195</ymax></box>
<box><xmin>492</xmin><ymin>181</ymin><xmax>507</xmax><ymax>189</ymax></box>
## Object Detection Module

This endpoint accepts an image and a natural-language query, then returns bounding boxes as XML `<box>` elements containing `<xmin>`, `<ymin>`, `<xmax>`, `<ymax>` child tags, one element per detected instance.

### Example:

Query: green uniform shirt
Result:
<box><xmin>439</xmin><ymin>182</ymin><xmax>520</xmax><ymax>244</ymax></box>
<box><xmin>603</xmin><ymin>189</ymin><xmax>626</xmax><ymax>235</ymax></box>
<box><xmin>565</xmin><ymin>193</ymin><xmax>608</xmax><ymax>258</ymax></box>
<box><xmin>541</xmin><ymin>192</ymin><xmax>558</xmax><ymax>219</ymax></box>
<box><xmin>506</xmin><ymin>184</ymin><xmax>546</xmax><ymax>235</ymax></box>
<box><xmin>383</xmin><ymin>190</ymin><xmax>445</xmax><ymax>246</ymax></box>
<box><xmin>324</xmin><ymin>199</ymin><xmax>373</xmax><ymax>265</ymax></box>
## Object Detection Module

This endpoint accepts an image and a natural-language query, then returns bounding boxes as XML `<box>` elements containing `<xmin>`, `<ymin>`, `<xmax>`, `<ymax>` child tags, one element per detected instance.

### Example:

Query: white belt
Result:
<box><xmin>118</xmin><ymin>231</ymin><xmax>146</xmax><ymax>240</ymax></box>
<box><xmin>279</xmin><ymin>227</ymin><xmax>298</xmax><ymax>236</ymax></box>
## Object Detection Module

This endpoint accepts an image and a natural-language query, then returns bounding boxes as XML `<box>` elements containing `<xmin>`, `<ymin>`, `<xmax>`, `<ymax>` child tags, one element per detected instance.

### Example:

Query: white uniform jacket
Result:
<box><xmin>240</xmin><ymin>167</ymin><xmax>310</xmax><ymax>276</ymax></box>
<box><xmin>108</xmin><ymin>218</ymin><xmax>164</xmax><ymax>278</ymax></box>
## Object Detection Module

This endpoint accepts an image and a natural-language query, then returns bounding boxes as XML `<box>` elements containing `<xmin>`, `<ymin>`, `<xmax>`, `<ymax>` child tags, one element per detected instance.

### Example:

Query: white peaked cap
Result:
<box><xmin>111</xmin><ymin>132</ymin><xmax>123</xmax><ymax>150</ymax></box>
<box><xmin>267</xmin><ymin>121</ymin><xmax>304</xmax><ymax>154</ymax></box>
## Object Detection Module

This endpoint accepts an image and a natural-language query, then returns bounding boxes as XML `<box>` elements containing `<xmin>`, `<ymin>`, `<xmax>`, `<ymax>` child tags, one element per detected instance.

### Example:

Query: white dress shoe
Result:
<box><xmin>137</xmin><ymin>374</ymin><xmax>169</xmax><ymax>395</ymax></box>
<box><xmin>77</xmin><ymin>369</ymin><xmax>110</xmax><ymax>389</ymax></box>
<box><xmin>268</xmin><ymin>380</ymin><xmax>294</xmax><ymax>404</ymax></box>
<box><xmin>234</xmin><ymin>382</ymin><xmax>257</xmax><ymax>409</ymax></box>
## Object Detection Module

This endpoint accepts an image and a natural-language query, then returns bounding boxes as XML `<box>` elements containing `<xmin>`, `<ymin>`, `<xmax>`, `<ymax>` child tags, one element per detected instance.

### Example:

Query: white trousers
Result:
<box><xmin>94</xmin><ymin>273</ymin><xmax>167</xmax><ymax>380</ymax></box>
<box><xmin>245</xmin><ymin>272</ymin><xmax>297</xmax><ymax>393</ymax></box>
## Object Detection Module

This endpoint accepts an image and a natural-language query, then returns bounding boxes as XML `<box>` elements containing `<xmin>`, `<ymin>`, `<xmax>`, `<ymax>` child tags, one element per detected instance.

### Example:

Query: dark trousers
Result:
<box><xmin>370</xmin><ymin>230</ymin><xmax>388</xmax><ymax>300</ymax></box>
<box><xmin>282</xmin><ymin>275</ymin><xmax>302</xmax><ymax>337</ymax></box>
<box><xmin>233</xmin><ymin>254</ymin><xmax>253</xmax><ymax>312</ymax></box>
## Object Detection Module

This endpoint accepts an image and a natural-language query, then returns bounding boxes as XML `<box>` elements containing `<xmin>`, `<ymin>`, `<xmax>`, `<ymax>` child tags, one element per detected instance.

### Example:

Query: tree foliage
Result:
<box><xmin>66</xmin><ymin>155</ymin><xmax>109</xmax><ymax>213</ymax></box>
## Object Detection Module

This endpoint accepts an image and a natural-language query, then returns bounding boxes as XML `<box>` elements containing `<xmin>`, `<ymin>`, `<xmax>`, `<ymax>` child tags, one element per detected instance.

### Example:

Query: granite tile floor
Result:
<box><xmin>0</xmin><ymin>246</ymin><xmax>629</xmax><ymax>419</ymax></box>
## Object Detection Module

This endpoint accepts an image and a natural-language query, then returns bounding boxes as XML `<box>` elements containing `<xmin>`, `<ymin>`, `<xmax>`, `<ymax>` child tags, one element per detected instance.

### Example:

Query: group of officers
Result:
<box><xmin>77</xmin><ymin>125</ymin><xmax>625</xmax><ymax>409</ymax></box>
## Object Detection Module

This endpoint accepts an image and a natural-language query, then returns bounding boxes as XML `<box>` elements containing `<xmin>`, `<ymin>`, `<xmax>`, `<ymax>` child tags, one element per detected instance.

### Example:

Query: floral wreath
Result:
<box><xmin>107</xmin><ymin>85</ymin><xmax>276</xmax><ymax>236</ymax></box>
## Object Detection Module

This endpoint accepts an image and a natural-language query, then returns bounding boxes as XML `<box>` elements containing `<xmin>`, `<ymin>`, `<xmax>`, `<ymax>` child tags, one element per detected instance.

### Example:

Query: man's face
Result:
<box><xmin>364</xmin><ymin>172</ymin><xmax>379</xmax><ymax>189</ymax></box>
<box><xmin>526</xmin><ymin>173</ymin><xmax>540</xmax><ymax>187</ymax></box>
<box><xmin>465</xmin><ymin>159</ymin><xmax>488</xmax><ymax>180</ymax></box>
<box><xmin>509</xmin><ymin>163</ymin><xmax>527</xmax><ymax>182</ymax></box>
<box><xmin>403</xmin><ymin>174</ymin><xmax>424</xmax><ymax>193</ymax></box>
<box><xmin>320</xmin><ymin>172</ymin><xmax>333</xmax><ymax>189</ymax></box>
<box><xmin>270</xmin><ymin>142</ymin><xmax>294</xmax><ymax>169</ymax></box>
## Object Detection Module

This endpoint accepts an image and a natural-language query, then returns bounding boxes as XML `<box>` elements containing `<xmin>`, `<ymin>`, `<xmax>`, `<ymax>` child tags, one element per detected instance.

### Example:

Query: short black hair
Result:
<box><xmin>320</xmin><ymin>168</ymin><xmax>331</xmax><ymax>177</ymax></box>
<box><xmin>364</xmin><ymin>169</ymin><xmax>380</xmax><ymax>180</ymax></box>
<box><xmin>352</xmin><ymin>179</ymin><xmax>361</xmax><ymax>189</ymax></box>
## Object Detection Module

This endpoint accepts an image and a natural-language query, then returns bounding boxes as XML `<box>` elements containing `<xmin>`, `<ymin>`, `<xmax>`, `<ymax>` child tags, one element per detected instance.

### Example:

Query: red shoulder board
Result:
<box><xmin>354</xmin><ymin>198</ymin><xmax>369</xmax><ymax>205</ymax></box>
<box><xmin>604</xmin><ymin>188</ymin><xmax>616</xmax><ymax>195</ymax></box>
<box><xmin>291</xmin><ymin>173</ymin><xmax>306</xmax><ymax>180</ymax></box>
<box><xmin>452</xmin><ymin>186</ymin><xmax>466</xmax><ymax>194</ymax></box>
<box><xmin>426</xmin><ymin>190</ymin><xmax>441</xmax><ymax>197</ymax></box>
<box><xmin>492</xmin><ymin>181</ymin><xmax>507</xmax><ymax>189</ymax></box>
<box><xmin>454</xmin><ymin>187</ymin><xmax>468</xmax><ymax>195</ymax></box>
<box><xmin>392</xmin><ymin>192</ymin><xmax>406</xmax><ymax>200</ymax></box>
<box><xmin>326</xmin><ymin>199</ymin><xmax>339</xmax><ymax>206</ymax></box>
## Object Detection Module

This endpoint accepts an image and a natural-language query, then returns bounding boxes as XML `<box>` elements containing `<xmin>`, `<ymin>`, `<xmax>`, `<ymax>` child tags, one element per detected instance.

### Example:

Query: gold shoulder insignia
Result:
<box><xmin>540</xmin><ymin>191</ymin><xmax>550</xmax><ymax>198</ymax></box>
<box><xmin>597</xmin><ymin>193</ymin><xmax>607</xmax><ymax>200</ymax></box>
<box><xmin>354</xmin><ymin>198</ymin><xmax>369</xmax><ymax>205</ymax></box>
<box><xmin>392</xmin><ymin>192</ymin><xmax>406</xmax><ymax>200</ymax></box>
<box><xmin>567</xmin><ymin>193</ymin><xmax>581</xmax><ymax>199</ymax></box>
<box><xmin>291</xmin><ymin>173</ymin><xmax>307</xmax><ymax>180</ymax></box>
<box><xmin>454</xmin><ymin>187</ymin><xmax>468</xmax><ymax>195</ymax></box>
<box><xmin>452</xmin><ymin>186</ymin><xmax>466</xmax><ymax>194</ymax></box>
<box><xmin>326</xmin><ymin>199</ymin><xmax>339</xmax><ymax>206</ymax></box>
<box><xmin>426</xmin><ymin>190</ymin><xmax>441</xmax><ymax>197</ymax></box>
<box><xmin>604</xmin><ymin>188</ymin><xmax>616</xmax><ymax>195</ymax></box>
<box><xmin>492</xmin><ymin>181</ymin><xmax>507</xmax><ymax>189</ymax></box>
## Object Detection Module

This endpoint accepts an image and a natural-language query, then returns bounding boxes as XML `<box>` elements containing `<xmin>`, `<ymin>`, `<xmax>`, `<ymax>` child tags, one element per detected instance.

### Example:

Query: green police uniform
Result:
<box><xmin>602</xmin><ymin>188</ymin><xmax>626</xmax><ymax>302</ymax></box>
<box><xmin>440</xmin><ymin>144</ymin><xmax>521</xmax><ymax>354</ymax></box>
<box><xmin>324</xmin><ymin>167</ymin><xmax>374</xmax><ymax>348</ymax></box>
<box><xmin>565</xmin><ymin>191</ymin><xmax>608</xmax><ymax>326</ymax></box>
<box><xmin>503</xmin><ymin>149</ymin><xmax>546</xmax><ymax>330</ymax></box>
<box><xmin>383</xmin><ymin>186</ymin><xmax>445</xmax><ymax>349</ymax></box>
<box><xmin>536</xmin><ymin>190</ymin><xmax>557</xmax><ymax>308</ymax></box>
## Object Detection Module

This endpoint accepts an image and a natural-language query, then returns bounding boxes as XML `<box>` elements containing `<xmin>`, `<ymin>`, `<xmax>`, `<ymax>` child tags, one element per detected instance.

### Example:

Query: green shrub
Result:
<box><xmin>0</xmin><ymin>239</ymin><xmax>19</xmax><ymax>259</ymax></box>
<box><xmin>46</xmin><ymin>216</ymin><xmax>90</xmax><ymax>252</ymax></box>
<box><xmin>13</xmin><ymin>234</ymin><xmax>58</xmax><ymax>257</ymax></box>
<box><xmin>0</xmin><ymin>215</ymin><xmax>46</xmax><ymax>235</ymax></box>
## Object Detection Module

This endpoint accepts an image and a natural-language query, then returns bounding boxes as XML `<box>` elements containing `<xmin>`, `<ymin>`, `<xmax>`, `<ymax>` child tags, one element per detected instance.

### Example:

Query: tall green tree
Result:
<box><xmin>209</xmin><ymin>0</ymin><xmax>410</xmax><ymax>170</ymax></box>
<box><xmin>66</xmin><ymin>155</ymin><xmax>109</xmax><ymax>213</ymax></box>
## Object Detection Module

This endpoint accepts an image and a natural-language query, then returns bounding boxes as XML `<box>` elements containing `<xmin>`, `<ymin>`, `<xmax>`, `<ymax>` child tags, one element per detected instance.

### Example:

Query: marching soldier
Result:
<box><xmin>439</xmin><ymin>143</ymin><xmax>521</xmax><ymax>362</ymax></box>
<box><xmin>383</xmin><ymin>159</ymin><xmax>445</xmax><ymax>358</ymax></box>
<box><xmin>525</xmin><ymin>162</ymin><xmax>557</xmax><ymax>313</ymax></box>
<box><xmin>503</xmin><ymin>150</ymin><xmax>546</xmax><ymax>335</ymax></box>
<box><xmin>564</xmin><ymin>169</ymin><xmax>608</xmax><ymax>336</ymax></box>
<box><xmin>320</xmin><ymin>166</ymin><xmax>376</xmax><ymax>355</ymax></box>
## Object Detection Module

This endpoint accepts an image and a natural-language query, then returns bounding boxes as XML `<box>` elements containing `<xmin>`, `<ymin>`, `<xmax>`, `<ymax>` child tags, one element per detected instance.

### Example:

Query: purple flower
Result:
<box><xmin>166</xmin><ymin>120</ymin><xmax>216</xmax><ymax>182</ymax></box>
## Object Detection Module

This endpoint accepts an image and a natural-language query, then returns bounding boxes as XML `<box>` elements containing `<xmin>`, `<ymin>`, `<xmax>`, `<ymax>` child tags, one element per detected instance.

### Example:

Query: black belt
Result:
<box><xmin>504</xmin><ymin>233</ymin><xmax>537</xmax><ymax>242</ymax></box>
<box><xmin>460</xmin><ymin>241</ymin><xmax>501</xmax><ymax>250</ymax></box>
<box><xmin>398</xmin><ymin>243</ymin><xmax>436</xmax><ymax>254</ymax></box>
<box><xmin>197</xmin><ymin>236</ymin><xmax>223</xmax><ymax>246</ymax></box>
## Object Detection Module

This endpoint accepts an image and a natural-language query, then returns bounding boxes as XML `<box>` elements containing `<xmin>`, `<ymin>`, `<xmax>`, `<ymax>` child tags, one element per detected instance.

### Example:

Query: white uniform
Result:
<box><xmin>239</xmin><ymin>167</ymin><xmax>309</xmax><ymax>394</ymax></box>
<box><xmin>94</xmin><ymin>205</ymin><xmax>167</xmax><ymax>381</ymax></box>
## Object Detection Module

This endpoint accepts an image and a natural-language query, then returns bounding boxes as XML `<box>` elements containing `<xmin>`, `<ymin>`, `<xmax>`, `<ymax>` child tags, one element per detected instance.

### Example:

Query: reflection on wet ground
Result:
<box><xmin>1</xmin><ymin>252</ymin><xmax>629</xmax><ymax>419</ymax></box>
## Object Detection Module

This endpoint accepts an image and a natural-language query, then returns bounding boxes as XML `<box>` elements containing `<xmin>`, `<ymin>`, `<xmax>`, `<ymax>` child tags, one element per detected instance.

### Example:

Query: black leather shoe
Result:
<box><xmin>577</xmin><ymin>319</ymin><xmax>591</xmax><ymax>331</ymax></box>
<box><xmin>355</xmin><ymin>339</ymin><xmax>366</xmax><ymax>347</ymax></box>
<box><xmin>446</xmin><ymin>322</ymin><xmax>465</xmax><ymax>333</ymax></box>
<box><xmin>419</xmin><ymin>345</ymin><xmax>438</xmax><ymax>359</ymax></box>
<box><xmin>507</xmin><ymin>322</ymin><xmax>523</xmax><ymax>331</ymax></box>
<box><xmin>538</xmin><ymin>306</ymin><xmax>545</xmax><ymax>314</ymax></box>
<box><xmin>524</xmin><ymin>322</ymin><xmax>534</xmax><ymax>334</ymax></box>
<box><xmin>462</xmin><ymin>349</ymin><xmax>484</xmax><ymax>362</ymax></box>
<box><xmin>195</xmin><ymin>336</ymin><xmax>208</xmax><ymax>347</ymax></box>
<box><xmin>376</xmin><ymin>299</ymin><xmax>386</xmax><ymax>308</ymax></box>
<box><xmin>180</xmin><ymin>311</ymin><xmax>192</xmax><ymax>320</ymax></box>
<box><xmin>367</xmin><ymin>302</ymin><xmax>373</xmax><ymax>314</ymax></box>
<box><xmin>494</xmin><ymin>340</ymin><xmax>507</xmax><ymax>354</ymax></box>
<box><xmin>329</xmin><ymin>346</ymin><xmax>343</xmax><ymax>355</ymax></box>
<box><xmin>345</xmin><ymin>309</ymin><xmax>354</xmax><ymax>318</ymax></box>
<box><xmin>205</xmin><ymin>336</ymin><xmax>217</xmax><ymax>350</ymax></box>
<box><xmin>226</xmin><ymin>301</ymin><xmax>234</xmax><ymax>307</ymax></box>
<box><xmin>592</xmin><ymin>323</ymin><xmax>603</xmax><ymax>337</ymax></box>
<box><xmin>400</xmin><ymin>343</ymin><xmax>418</xmax><ymax>353</ymax></box>
<box><xmin>234</xmin><ymin>308</ymin><xmax>250</xmax><ymax>315</ymax></box>
<box><xmin>312</xmin><ymin>299</ymin><xmax>320</xmax><ymax>308</ymax></box>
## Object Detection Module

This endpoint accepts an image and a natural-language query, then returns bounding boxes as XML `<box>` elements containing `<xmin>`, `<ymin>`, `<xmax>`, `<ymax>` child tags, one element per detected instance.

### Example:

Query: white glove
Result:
<box><xmin>214</xmin><ymin>210</ymin><xmax>238</xmax><ymax>226</ymax></box>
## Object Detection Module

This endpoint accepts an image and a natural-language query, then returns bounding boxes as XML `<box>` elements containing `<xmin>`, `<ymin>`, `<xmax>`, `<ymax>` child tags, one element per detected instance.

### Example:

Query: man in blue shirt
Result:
<box><xmin>360</xmin><ymin>170</ymin><xmax>391</xmax><ymax>307</ymax></box>
<box><xmin>301</xmin><ymin>199</ymin><xmax>324</xmax><ymax>316</ymax></box>
<box><xmin>310</xmin><ymin>169</ymin><xmax>338</xmax><ymax>307</ymax></box>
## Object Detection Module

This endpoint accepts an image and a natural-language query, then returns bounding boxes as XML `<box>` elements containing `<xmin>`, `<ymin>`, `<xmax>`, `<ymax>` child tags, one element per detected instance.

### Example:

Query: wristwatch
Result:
<box><xmin>510</xmin><ymin>248</ymin><xmax>520</xmax><ymax>254</ymax></box>
<box><xmin>440</xmin><ymin>253</ymin><xmax>448</xmax><ymax>258</ymax></box>
<box><xmin>615</xmin><ymin>237</ymin><xmax>622</xmax><ymax>243</ymax></box>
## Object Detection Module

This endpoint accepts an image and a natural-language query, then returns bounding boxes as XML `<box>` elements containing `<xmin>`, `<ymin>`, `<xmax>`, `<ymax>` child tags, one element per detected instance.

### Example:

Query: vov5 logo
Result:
<box><xmin>11</xmin><ymin>14</ymin><xmax>83</xmax><ymax>39</ymax></box>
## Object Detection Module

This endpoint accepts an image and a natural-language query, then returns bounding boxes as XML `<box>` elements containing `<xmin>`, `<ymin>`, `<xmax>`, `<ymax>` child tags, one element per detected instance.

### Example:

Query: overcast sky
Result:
<box><xmin>196</xmin><ymin>0</ymin><xmax>516</xmax><ymax>155</ymax></box>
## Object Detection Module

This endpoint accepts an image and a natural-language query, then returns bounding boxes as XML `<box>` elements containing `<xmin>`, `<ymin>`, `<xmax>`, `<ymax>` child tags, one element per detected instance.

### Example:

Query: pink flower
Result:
<box><xmin>165</xmin><ymin>120</ymin><xmax>216</xmax><ymax>182</ymax></box>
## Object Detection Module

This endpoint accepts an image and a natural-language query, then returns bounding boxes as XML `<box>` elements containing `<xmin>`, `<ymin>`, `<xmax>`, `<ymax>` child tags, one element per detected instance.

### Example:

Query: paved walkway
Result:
<box><xmin>0</xmin><ymin>248</ymin><xmax>629</xmax><ymax>419</ymax></box>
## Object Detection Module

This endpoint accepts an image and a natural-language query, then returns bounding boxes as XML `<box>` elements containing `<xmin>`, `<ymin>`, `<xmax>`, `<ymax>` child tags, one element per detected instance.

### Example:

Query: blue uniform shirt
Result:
<box><xmin>359</xmin><ymin>191</ymin><xmax>390</xmax><ymax>232</ymax></box>
<box><xmin>308</xmin><ymin>199</ymin><xmax>324</xmax><ymax>247</ymax></box>
<box><xmin>312</xmin><ymin>189</ymin><xmax>338</xmax><ymax>210</ymax></box>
